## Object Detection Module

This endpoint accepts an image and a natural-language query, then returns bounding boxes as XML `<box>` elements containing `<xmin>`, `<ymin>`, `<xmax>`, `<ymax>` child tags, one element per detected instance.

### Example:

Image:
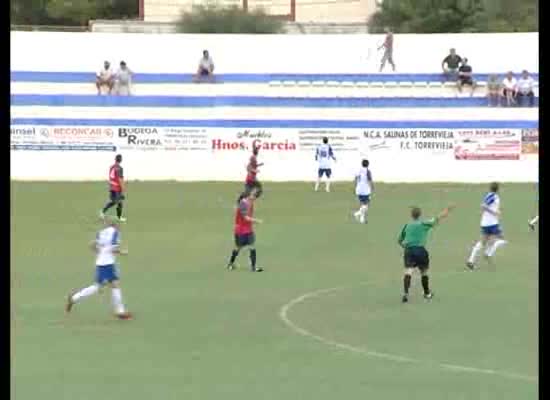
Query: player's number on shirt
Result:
<box><xmin>110</xmin><ymin>169</ymin><xmax>117</xmax><ymax>180</ymax></box>
<box><xmin>320</xmin><ymin>151</ymin><xmax>328</xmax><ymax>157</ymax></box>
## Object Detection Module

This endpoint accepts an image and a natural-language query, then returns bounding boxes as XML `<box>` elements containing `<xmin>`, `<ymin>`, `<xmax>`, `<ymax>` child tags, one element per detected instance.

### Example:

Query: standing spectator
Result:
<box><xmin>486</xmin><ymin>74</ymin><xmax>501</xmax><ymax>107</ymax></box>
<box><xmin>96</xmin><ymin>61</ymin><xmax>114</xmax><ymax>95</ymax></box>
<box><xmin>441</xmin><ymin>48</ymin><xmax>462</xmax><ymax>81</ymax></box>
<box><xmin>114</xmin><ymin>61</ymin><xmax>133</xmax><ymax>96</ymax></box>
<box><xmin>194</xmin><ymin>50</ymin><xmax>215</xmax><ymax>82</ymax></box>
<box><xmin>457</xmin><ymin>58</ymin><xmax>476</xmax><ymax>96</ymax></box>
<box><xmin>378</xmin><ymin>27</ymin><xmax>395</xmax><ymax>72</ymax></box>
<box><xmin>502</xmin><ymin>71</ymin><xmax>518</xmax><ymax>107</ymax></box>
<box><xmin>516</xmin><ymin>70</ymin><xmax>535</xmax><ymax>107</ymax></box>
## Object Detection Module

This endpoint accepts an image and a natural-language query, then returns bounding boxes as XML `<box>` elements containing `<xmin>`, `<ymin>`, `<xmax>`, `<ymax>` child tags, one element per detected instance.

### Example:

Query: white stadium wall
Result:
<box><xmin>10</xmin><ymin>32</ymin><xmax>539</xmax><ymax>183</ymax></box>
<box><xmin>10</xmin><ymin>32</ymin><xmax>538</xmax><ymax>74</ymax></box>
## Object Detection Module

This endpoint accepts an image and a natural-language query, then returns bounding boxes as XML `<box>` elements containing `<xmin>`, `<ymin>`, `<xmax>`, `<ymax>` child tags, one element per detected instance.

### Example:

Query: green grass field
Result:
<box><xmin>11</xmin><ymin>182</ymin><xmax>538</xmax><ymax>400</ymax></box>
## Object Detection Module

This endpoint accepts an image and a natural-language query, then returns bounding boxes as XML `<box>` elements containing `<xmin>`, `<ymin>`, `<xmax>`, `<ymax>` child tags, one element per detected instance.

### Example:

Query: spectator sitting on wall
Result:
<box><xmin>502</xmin><ymin>71</ymin><xmax>517</xmax><ymax>107</ymax></box>
<box><xmin>96</xmin><ymin>61</ymin><xmax>114</xmax><ymax>95</ymax></box>
<box><xmin>194</xmin><ymin>50</ymin><xmax>215</xmax><ymax>82</ymax></box>
<box><xmin>441</xmin><ymin>48</ymin><xmax>462</xmax><ymax>81</ymax></box>
<box><xmin>457</xmin><ymin>58</ymin><xmax>476</xmax><ymax>96</ymax></box>
<box><xmin>516</xmin><ymin>70</ymin><xmax>535</xmax><ymax>107</ymax></box>
<box><xmin>114</xmin><ymin>61</ymin><xmax>133</xmax><ymax>96</ymax></box>
<box><xmin>486</xmin><ymin>74</ymin><xmax>501</xmax><ymax>107</ymax></box>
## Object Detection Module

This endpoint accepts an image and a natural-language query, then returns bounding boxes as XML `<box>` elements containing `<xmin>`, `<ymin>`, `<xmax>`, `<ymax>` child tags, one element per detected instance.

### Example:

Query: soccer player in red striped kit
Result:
<box><xmin>245</xmin><ymin>146</ymin><xmax>263</xmax><ymax>198</ymax></box>
<box><xmin>227</xmin><ymin>189</ymin><xmax>263</xmax><ymax>272</ymax></box>
<box><xmin>100</xmin><ymin>154</ymin><xmax>126</xmax><ymax>222</ymax></box>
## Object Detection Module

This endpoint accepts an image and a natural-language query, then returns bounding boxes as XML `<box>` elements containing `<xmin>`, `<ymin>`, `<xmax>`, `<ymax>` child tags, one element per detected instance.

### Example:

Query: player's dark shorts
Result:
<box><xmin>234</xmin><ymin>232</ymin><xmax>255</xmax><ymax>248</ymax></box>
<box><xmin>404</xmin><ymin>246</ymin><xmax>430</xmax><ymax>270</ymax></box>
<box><xmin>110</xmin><ymin>190</ymin><xmax>125</xmax><ymax>202</ymax></box>
<box><xmin>95</xmin><ymin>264</ymin><xmax>120</xmax><ymax>284</ymax></box>
<box><xmin>481</xmin><ymin>224</ymin><xmax>502</xmax><ymax>236</ymax></box>
<box><xmin>199</xmin><ymin>67</ymin><xmax>210</xmax><ymax>76</ymax></box>
<box><xmin>459</xmin><ymin>76</ymin><xmax>474</xmax><ymax>86</ymax></box>
<box><xmin>318</xmin><ymin>168</ymin><xmax>332</xmax><ymax>178</ymax></box>
<box><xmin>357</xmin><ymin>194</ymin><xmax>370</xmax><ymax>204</ymax></box>
<box><xmin>245</xmin><ymin>180</ymin><xmax>263</xmax><ymax>197</ymax></box>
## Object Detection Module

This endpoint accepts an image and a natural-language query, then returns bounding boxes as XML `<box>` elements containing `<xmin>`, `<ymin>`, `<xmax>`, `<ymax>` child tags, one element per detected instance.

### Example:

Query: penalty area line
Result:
<box><xmin>278</xmin><ymin>278</ymin><xmax>537</xmax><ymax>383</ymax></box>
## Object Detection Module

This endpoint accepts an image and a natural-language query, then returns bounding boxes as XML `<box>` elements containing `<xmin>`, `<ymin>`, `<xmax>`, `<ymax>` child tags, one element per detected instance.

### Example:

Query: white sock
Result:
<box><xmin>325</xmin><ymin>180</ymin><xmax>331</xmax><ymax>192</ymax></box>
<box><xmin>111</xmin><ymin>288</ymin><xmax>126</xmax><ymax>314</ymax></box>
<box><xmin>315</xmin><ymin>180</ymin><xmax>320</xmax><ymax>191</ymax></box>
<box><xmin>530</xmin><ymin>216</ymin><xmax>539</xmax><ymax>225</ymax></box>
<box><xmin>486</xmin><ymin>239</ymin><xmax>507</xmax><ymax>257</ymax></box>
<box><xmin>72</xmin><ymin>284</ymin><xmax>99</xmax><ymax>303</ymax></box>
<box><xmin>468</xmin><ymin>241</ymin><xmax>483</xmax><ymax>264</ymax></box>
<box><xmin>360</xmin><ymin>205</ymin><xmax>368</xmax><ymax>219</ymax></box>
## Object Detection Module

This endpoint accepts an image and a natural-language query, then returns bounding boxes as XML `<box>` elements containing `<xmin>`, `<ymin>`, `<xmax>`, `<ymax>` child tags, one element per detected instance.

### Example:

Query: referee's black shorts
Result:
<box><xmin>404</xmin><ymin>246</ymin><xmax>430</xmax><ymax>270</ymax></box>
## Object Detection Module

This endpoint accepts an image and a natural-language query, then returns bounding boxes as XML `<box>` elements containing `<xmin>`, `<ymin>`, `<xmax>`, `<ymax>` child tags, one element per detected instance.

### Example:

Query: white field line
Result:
<box><xmin>279</xmin><ymin>277</ymin><xmax>537</xmax><ymax>383</ymax></box>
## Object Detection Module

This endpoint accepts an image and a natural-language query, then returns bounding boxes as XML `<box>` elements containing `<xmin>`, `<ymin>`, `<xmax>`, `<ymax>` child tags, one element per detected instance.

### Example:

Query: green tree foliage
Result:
<box><xmin>11</xmin><ymin>0</ymin><xmax>138</xmax><ymax>26</ymax></box>
<box><xmin>177</xmin><ymin>4</ymin><xmax>285</xmax><ymax>34</ymax></box>
<box><xmin>11</xmin><ymin>0</ymin><xmax>50</xmax><ymax>25</ymax></box>
<box><xmin>45</xmin><ymin>0</ymin><xmax>101</xmax><ymax>25</ymax></box>
<box><xmin>369</xmin><ymin>0</ymin><xmax>538</xmax><ymax>33</ymax></box>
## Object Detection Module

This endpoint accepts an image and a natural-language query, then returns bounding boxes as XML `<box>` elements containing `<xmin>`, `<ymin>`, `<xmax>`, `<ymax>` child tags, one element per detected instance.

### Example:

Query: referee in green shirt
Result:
<box><xmin>398</xmin><ymin>205</ymin><xmax>454</xmax><ymax>303</ymax></box>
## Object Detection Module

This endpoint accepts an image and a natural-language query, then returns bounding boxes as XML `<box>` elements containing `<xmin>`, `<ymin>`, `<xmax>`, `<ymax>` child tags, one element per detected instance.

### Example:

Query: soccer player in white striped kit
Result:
<box><xmin>353</xmin><ymin>159</ymin><xmax>374</xmax><ymax>224</ymax></box>
<box><xmin>466</xmin><ymin>182</ymin><xmax>507</xmax><ymax>269</ymax></box>
<box><xmin>65</xmin><ymin>217</ymin><xmax>132</xmax><ymax>319</ymax></box>
<box><xmin>315</xmin><ymin>137</ymin><xmax>336</xmax><ymax>192</ymax></box>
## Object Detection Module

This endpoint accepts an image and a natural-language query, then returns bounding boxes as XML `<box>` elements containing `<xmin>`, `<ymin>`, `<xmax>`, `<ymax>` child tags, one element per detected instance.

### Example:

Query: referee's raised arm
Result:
<box><xmin>435</xmin><ymin>204</ymin><xmax>456</xmax><ymax>224</ymax></box>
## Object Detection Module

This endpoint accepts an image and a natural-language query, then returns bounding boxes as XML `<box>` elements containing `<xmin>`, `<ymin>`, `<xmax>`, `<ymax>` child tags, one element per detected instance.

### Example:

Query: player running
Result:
<box><xmin>353</xmin><ymin>159</ymin><xmax>374</xmax><ymax>224</ymax></box>
<box><xmin>314</xmin><ymin>137</ymin><xmax>336</xmax><ymax>192</ymax></box>
<box><xmin>227</xmin><ymin>189</ymin><xmax>263</xmax><ymax>272</ymax></box>
<box><xmin>245</xmin><ymin>146</ymin><xmax>263</xmax><ymax>198</ymax></box>
<box><xmin>65</xmin><ymin>217</ymin><xmax>132</xmax><ymax>319</ymax></box>
<box><xmin>100</xmin><ymin>154</ymin><xmax>126</xmax><ymax>222</ymax></box>
<box><xmin>398</xmin><ymin>205</ymin><xmax>454</xmax><ymax>303</ymax></box>
<box><xmin>528</xmin><ymin>182</ymin><xmax>538</xmax><ymax>231</ymax></box>
<box><xmin>466</xmin><ymin>182</ymin><xmax>507</xmax><ymax>270</ymax></box>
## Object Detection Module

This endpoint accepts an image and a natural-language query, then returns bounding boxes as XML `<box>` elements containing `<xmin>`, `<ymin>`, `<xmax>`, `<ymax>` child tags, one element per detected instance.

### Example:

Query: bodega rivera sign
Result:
<box><xmin>117</xmin><ymin>127</ymin><xmax>162</xmax><ymax>150</ymax></box>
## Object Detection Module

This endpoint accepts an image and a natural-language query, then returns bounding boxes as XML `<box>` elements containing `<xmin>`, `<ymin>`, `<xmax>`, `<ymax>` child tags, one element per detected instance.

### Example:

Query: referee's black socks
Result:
<box><xmin>421</xmin><ymin>275</ymin><xmax>430</xmax><ymax>295</ymax></box>
<box><xmin>403</xmin><ymin>274</ymin><xmax>411</xmax><ymax>294</ymax></box>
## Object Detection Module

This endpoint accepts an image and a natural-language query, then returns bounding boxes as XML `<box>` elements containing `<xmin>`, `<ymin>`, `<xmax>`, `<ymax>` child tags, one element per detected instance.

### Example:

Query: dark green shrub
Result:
<box><xmin>177</xmin><ymin>4</ymin><xmax>284</xmax><ymax>34</ymax></box>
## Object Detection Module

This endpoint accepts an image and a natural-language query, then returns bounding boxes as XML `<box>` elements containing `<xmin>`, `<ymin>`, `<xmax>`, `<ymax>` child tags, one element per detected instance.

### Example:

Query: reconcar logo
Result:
<box><xmin>52</xmin><ymin>127</ymin><xmax>112</xmax><ymax>138</ymax></box>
